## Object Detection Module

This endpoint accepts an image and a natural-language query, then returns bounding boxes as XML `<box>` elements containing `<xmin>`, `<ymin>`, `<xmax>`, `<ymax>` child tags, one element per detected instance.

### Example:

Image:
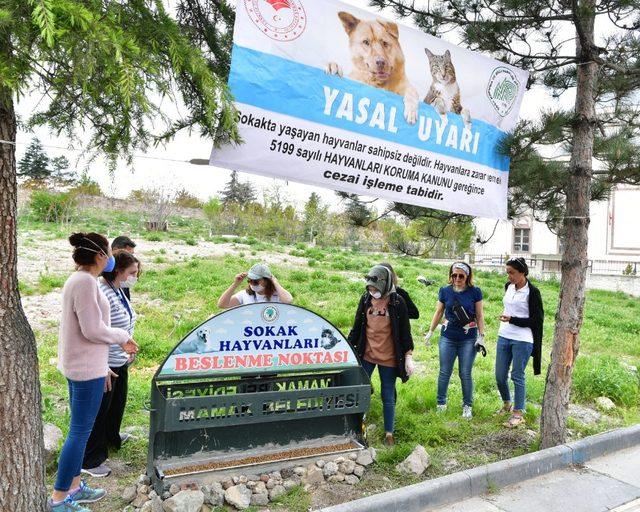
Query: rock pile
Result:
<box><xmin>121</xmin><ymin>448</ymin><xmax>377</xmax><ymax>511</ymax></box>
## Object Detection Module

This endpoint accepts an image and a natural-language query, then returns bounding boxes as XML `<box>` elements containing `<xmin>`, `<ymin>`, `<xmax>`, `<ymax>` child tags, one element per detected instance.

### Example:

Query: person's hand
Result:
<box><xmin>405</xmin><ymin>354</ymin><xmax>415</xmax><ymax>377</ymax></box>
<box><xmin>105</xmin><ymin>368</ymin><xmax>118</xmax><ymax>392</ymax></box>
<box><xmin>121</xmin><ymin>339</ymin><xmax>139</xmax><ymax>355</ymax></box>
<box><xmin>424</xmin><ymin>330</ymin><xmax>434</xmax><ymax>347</ymax></box>
<box><xmin>500</xmin><ymin>314</ymin><xmax>511</xmax><ymax>322</ymax></box>
<box><xmin>234</xmin><ymin>272</ymin><xmax>248</xmax><ymax>285</ymax></box>
<box><xmin>475</xmin><ymin>334</ymin><xmax>487</xmax><ymax>357</ymax></box>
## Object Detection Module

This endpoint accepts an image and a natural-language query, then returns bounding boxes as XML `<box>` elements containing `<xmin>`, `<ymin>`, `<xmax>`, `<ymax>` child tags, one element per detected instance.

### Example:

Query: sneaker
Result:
<box><xmin>120</xmin><ymin>433</ymin><xmax>131</xmax><ymax>444</ymax></box>
<box><xmin>48</xmin><ymin>496</ymin><xmax>91</xmax><ymax>512</ymax></box>
<box><xmin>384</xmin><ymin>433</ymin><xmax>395</xmax><ymax>446</ymax></box>
<box><xmin>462</xmin><ymin>405</ymin><xmax>473</xmax><ymax>419</ymax></box>
<box><xmin>80</xmin><ymin>464</ymin><xmax>111</xmax><ymax>478</ymax></box>
<box><xmin>70</xmin><ymin>479</ymin><xmax>107</xmax><ymax>503</ymax></box>
<box><xmin>436</xmin><ymin>404</ymin><xmax>447</xmax><ymax>413</ymax></box>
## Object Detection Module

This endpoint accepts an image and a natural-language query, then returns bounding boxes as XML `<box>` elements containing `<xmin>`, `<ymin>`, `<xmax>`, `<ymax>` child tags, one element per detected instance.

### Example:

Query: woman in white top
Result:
<box><xmin>82</xmin><ymin>251</ymin><xmax>139</xmax><ymax>477</ymax></box>
<box><xmin>495</xmin><ymin>257</ymin><xmax>544</xmax><ymax>428</ymax></box>
<box><xmin>217</xmin><ymin>263</ymin><xmax>293</xmax><ymax>308</ymax></box>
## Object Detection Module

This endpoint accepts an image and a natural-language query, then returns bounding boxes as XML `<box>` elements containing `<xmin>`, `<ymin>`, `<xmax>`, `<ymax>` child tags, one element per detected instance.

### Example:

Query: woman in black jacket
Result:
<box><xmin>348</xmin><ymin>264</ymin><xmax>414</xmax><ymax>446</ymax></box>
<box><xmin>495</xmin><ymin>257</ymin><xmax>544</xmax><ymax>428</ymax></box>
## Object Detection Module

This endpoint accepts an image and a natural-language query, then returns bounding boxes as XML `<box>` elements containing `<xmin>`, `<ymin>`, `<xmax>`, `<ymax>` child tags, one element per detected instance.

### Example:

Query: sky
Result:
<box><xmin>15</xmin><ymin>0</ymin><xmax>571</xmax><ymax>213</ymax></box>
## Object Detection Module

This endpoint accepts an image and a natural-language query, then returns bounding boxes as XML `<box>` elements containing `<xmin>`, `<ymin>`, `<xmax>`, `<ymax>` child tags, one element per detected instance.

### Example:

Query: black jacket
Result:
<box><xmin>347</xmin><ymin>291</ymin><xmax>414</xmax><ymax>382</ymax></box>
<box><xmin>504</xmin><ymin>280</ymin><xmax>544</xmax><ymax>375</ymax></box>
<box><xmin>396</xmin><ymin>287</ymin><xmax>419</xmax><ymax>320</ymax></box>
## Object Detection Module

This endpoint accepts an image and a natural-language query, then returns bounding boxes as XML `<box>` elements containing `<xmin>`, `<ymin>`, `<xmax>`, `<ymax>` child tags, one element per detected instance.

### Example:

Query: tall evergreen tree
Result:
<box><xmin>0</xmin><ymin>2</ymin><xmax>238</xmax><ymax>509</ymax></box>
<box><xmin>50</xmin><ymin>155</ymin><xmax>77</xmax><ymax>188</ymax></box>
<box><xmin>371</xmin><ymin>0</ymin><xmax>640</xmax><ymax>447</ymax></box>
<box><xmin>17</xmin><ymin>137</ymin><xmax>50</xmax><ymax>182</ymax></box>
<box><xmin>221</xmin><ymin>170</ymin><xmax>257</xmax><ymax>206</ymax></box>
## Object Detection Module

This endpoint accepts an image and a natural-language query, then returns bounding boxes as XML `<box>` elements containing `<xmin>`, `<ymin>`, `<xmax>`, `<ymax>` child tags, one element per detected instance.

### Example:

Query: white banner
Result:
<box><xmin>209</xmin><ymin>0</ymin><xmax>529</xmax><ymax>218</ymax></box>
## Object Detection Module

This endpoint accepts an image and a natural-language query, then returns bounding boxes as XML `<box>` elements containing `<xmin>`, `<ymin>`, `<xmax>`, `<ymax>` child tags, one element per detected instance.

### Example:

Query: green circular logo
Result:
<box><xmin>261</xmin><ymin>305</ymin><xmax>279</xmax><ymax>323</ymax></box>
<box><xmin>487</xmin><ymin>67</ymin><xmax>519</xmax><ymax>117</ymax></box>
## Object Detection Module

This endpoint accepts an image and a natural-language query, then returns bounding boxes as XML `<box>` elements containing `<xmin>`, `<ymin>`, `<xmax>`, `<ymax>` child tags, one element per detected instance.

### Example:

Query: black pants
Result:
<box><xmin>82</xmin><ymin>364</ymin><xmax>129</xmax><ymax>469</ymax></box>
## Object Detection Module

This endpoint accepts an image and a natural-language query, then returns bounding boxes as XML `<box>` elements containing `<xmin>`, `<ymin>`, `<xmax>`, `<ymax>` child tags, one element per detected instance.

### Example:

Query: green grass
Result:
<box><xmin>25</xmin><ymin>212</ymin><xmax>640</xmax><ymax>508</ymax></box>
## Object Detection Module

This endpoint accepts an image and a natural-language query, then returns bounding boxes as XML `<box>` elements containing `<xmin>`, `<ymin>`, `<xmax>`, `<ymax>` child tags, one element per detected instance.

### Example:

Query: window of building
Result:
<box><xmin>513</xmin><ymin>228</ymin><xmax>530</xmax><ymax>253</ymax></box>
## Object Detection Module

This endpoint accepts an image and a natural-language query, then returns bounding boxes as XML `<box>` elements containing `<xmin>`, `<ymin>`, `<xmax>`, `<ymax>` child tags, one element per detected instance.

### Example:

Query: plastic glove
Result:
<box><xmin>424</xmin><ymin>330</ymin><xmax>434</xmax><ymax>347</ymax></box>
<box><xmin>475</xmin><ymin>334</ymin><xmax>487</xmax><ymax>357</ymax></box>
<box><xmin>405</xmin><ymin>354</ymin><xmax>415</xmax><ymax>377</ymax></box>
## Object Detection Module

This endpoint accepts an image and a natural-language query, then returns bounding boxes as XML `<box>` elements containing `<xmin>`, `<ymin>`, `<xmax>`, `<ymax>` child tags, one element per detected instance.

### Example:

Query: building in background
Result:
<box><xmin>472</xmin><ymin>185</ymin><xmax>640</xmax><ymax>277</ymax></box>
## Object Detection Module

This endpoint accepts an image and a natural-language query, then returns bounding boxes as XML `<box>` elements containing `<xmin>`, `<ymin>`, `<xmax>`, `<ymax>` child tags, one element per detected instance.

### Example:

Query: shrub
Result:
<box><xmin>29</xmin><ymin>190</ymin><xmax>77</xmax><ymax>223</ymax></box>
<box><xmin>70</xmin><ymin>174</ymin><xmax>102</xmax><ymax>196</ymax></box>
<box><xmin>174</xmin><ymin>188</ymin><xmax>202</xmax><ymax>209</ymax></box>
<box><xmin>573</xmin><ymin>355</ymin><xmax>639</xmax><ymax>406</ymax></box>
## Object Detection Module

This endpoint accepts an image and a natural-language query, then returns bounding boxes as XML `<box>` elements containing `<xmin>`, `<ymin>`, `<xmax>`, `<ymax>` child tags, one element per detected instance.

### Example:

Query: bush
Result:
<box><xmin>70</xmin><ymin>174</ymin><xmax>102</xmax><ymax>196</ymax></box>
<box><xmin>573</xmin><ymin>355</ymin><xmax>639</xmax><ymax>406</ymax></box>
<box><xmin>174</xmin><ymin>188</ymin><xmax>202</xmax><ymax>209</ymax></box>
<box><xmin>29</xmin><ymin>190</ymin><xmax>77</xmax><ymax>223</ymax></box>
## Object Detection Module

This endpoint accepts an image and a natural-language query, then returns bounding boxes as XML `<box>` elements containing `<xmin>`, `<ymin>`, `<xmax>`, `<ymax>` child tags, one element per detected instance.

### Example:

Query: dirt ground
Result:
<box><xmin>19</xmin><ymin>235</ymin><xmax>307</xmax><ymax>336</ymax></box>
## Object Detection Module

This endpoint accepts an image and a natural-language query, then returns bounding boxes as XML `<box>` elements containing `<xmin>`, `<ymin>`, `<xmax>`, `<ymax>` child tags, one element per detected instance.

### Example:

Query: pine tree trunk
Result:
<box><xmin>540</xmin><ymin>0</ymin><xmax>596</xmax><ymax>449</ymax></box>
<box><xmin>0</xmin><ymin>87</ymin><xmax>47</xmax><ymax>509</ymax></box>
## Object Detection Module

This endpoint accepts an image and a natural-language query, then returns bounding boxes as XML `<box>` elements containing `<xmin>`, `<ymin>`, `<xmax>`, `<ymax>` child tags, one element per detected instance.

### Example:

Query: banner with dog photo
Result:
<box><xmin>209</xmin><ymin>0</ymin><xmax>529</xmax><ymax>219</ymax></box>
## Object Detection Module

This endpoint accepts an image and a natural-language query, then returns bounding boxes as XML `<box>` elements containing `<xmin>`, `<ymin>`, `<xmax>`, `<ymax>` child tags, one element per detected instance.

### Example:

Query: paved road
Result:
<box><xmin>431</xmin><ymin>445</ymin><xmax>640</xmax><ymax>512</ymax></box>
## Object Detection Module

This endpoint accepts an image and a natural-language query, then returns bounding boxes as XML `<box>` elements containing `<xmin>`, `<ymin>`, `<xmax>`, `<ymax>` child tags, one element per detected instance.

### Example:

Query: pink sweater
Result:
<box><xmin>58</xmin><ymin>271</ymin><xmax>130</xmax><ymax>381</ymax></box>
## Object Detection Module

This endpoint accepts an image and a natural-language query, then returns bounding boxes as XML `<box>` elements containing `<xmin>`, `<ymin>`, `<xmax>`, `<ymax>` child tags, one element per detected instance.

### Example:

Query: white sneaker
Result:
<box><xmin>462</xmin><ymin>405</ymin><xmax>473</xmax><ymax>419</ymax></box>
<box><xmin>436</xmin><ymin>404</ymin><xmax>447</xmax><ymax>413</ymax></box>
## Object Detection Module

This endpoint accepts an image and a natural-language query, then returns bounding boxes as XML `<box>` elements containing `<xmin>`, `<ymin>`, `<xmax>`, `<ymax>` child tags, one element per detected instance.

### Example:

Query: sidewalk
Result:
<box><xmin>321</xmin><ymin>426</ymin><xmax>640</xmax><ymax>512</ymax></box>
<box><xmin>431</xmin><ymin>445</ymin><xmax>640</xmax><ymax>512</ymax></box>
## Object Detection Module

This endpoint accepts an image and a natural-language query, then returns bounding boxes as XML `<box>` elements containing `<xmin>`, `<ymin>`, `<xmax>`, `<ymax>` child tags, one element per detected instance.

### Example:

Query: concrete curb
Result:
<box><xmin>320</xmin><ymin>424</ymin><xmax>640</xmax><ymax>512</ymax></box>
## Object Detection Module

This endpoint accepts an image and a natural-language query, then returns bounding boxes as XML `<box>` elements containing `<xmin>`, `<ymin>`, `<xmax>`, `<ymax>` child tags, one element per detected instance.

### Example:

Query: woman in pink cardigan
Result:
<box><xmin>49</xmin><ymin>233</ymin><xmax>138</xmax><ymax>512</ymax></box>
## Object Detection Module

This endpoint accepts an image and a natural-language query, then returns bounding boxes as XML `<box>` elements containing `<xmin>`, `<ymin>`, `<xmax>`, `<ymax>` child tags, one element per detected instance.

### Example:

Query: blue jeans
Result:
<box><xmin>495</xmin><ymin>336</ymin><xmax>533</xmax><ymax>411</ymax></box>
<box><xmin>437</xmin><ymin>336</ymin><xmax>477</xmax><ymax>407</ymax></box>
<box><xmin>54</xmin><ymin>377</ymin><xmax>105</xmax><ymax>492</ymax></box>
<box><xmin>361</xmin><ymin>360</ymin><xmax>398</xmax><ymax>433</ymax></box>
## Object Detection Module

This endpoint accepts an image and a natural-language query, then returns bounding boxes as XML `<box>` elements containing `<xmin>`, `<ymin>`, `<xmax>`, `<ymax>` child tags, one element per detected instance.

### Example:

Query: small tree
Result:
<box><xmin>174</xmin><ymin>188</ymin><xmax>203</xmax><ymax>209</ymax></box>
<box><xmin>221</xmin><ymin>171</ymin><xmax>257</xmax><ymax>206</ymax></box>
<box><xmin>17</xmin><ymin>138</ymin><xmax>50</xmax><ymax>184</ymax></box>
<box><xmin>49</xmin><ymin>156</ymin><xmax>77</xmax><ymax>188</ymax></box>
<box><xmin>344</xmin><ymin>197</ymin><xmax>375</xmax><ymax>227</ymax></box>
<box><xmin>203</xmin><ymin>197</ymin><xmax>223</xmax><ymax>234</ymax></box>
<box><xmin>303</xmin><ymin>192</ymin><xmax>329</xmax><ymax>244</ymax></box>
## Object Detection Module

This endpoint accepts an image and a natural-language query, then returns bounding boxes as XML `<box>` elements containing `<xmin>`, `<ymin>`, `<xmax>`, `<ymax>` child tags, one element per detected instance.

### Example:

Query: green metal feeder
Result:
<box><xmin>147</xmin><ymin>303</ymin><xmax>371</xmax><ymax>492</ymax></box>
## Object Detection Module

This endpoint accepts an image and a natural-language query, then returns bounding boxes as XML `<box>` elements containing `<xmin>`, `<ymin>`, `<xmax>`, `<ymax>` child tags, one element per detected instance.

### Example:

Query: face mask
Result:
<box><xmin>250</xmin><ymin>284</ymin><xmax>265</xmax><ymax>293</ymax></box>
<box><xmin>103</xmin><ymin>255</ymin><xmax>116</xmax><ymax>273</ymax></box>
<box><xmin>370</xmin><ymin>291</ymin><xmax>382</xmax><ymax>299</ymax></box>
<box><xmin>121</xmin><ymin>276</ymin><xmax>137</xmax><ymax>288</ymax></box>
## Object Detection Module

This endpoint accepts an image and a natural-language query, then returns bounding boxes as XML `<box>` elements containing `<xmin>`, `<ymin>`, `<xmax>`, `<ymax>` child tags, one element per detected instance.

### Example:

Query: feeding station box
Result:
<box><xmin>147</xmin><ymin>303</ymin><xmax>371</xmax><ymax>492</ymax></box>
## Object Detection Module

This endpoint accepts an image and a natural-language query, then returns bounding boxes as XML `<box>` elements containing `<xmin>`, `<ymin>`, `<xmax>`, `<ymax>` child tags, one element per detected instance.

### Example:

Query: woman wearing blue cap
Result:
<box><xmin>217</xmin><ymin>263</ymin><xmax>293</xmax><ymax>308</ymax></box>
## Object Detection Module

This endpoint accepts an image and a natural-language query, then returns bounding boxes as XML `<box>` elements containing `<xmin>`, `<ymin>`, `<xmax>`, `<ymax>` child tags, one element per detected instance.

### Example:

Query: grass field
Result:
<box><xmin>22</xmin><ymin>208</ymin><xmax>640</xmax><ymax>511</ymax></box>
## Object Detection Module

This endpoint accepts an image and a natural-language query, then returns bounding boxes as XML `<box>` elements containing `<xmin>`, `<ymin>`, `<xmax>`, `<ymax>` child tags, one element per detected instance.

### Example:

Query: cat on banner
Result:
<box><xmin>208</xmin><ymin>0</ymin><xmax>529</xmax><ymax>219</ymax></box>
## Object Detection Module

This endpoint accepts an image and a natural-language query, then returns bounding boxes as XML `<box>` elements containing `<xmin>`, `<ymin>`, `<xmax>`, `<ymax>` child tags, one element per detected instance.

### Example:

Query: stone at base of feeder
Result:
<box><xmin>128</xmin><ymin>448</ymin><xmax>376</xmax><ymax>511</ymax></box>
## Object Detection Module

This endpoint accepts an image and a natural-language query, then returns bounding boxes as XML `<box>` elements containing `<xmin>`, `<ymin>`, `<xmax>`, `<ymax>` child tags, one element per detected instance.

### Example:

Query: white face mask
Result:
<box><xmin>121</xmin><ymin>276</ymin><xmax>138</xmax><ymax>288</ymax></box>
<box><xmin>370</xmin><ymin>291</ymin><xmax>382</xmax><ymax>299</ymax></box>
<box><xmin>250</xmin><ymin>284</ymin><xmax>265</xmax><ymax>293</ymax></box>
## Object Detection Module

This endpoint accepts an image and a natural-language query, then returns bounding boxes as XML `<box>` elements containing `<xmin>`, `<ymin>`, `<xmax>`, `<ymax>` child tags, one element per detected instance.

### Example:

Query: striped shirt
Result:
<box><xmin>99</xmin><ymin>280</ymin><xmax>137</xmax><ymax>367</ymax></box>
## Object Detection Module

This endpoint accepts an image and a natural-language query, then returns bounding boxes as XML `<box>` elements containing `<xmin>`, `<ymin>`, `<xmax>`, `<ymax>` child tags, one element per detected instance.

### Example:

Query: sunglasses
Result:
<box><xmin>451</xmin><ymin>273</ymin><xmax>467</xmax><ymax>279</ymax></box>
<box><xmin>364</xmin><ymin>275</ymin><xmax>382</xmax><ymax>282</ymax></box>
<box><xmin>247</xmin><ymin>278</ymin><xmax>261</xmax><ymax>284</ymax></box>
